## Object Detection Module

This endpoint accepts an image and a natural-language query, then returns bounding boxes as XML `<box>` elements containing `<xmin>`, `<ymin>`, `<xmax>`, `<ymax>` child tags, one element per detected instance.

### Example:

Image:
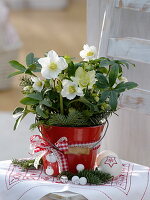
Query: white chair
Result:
<box><xmin>87</xmin><ymin>0</ymin><xmax>150</xmax><ymax>166</ymax></box>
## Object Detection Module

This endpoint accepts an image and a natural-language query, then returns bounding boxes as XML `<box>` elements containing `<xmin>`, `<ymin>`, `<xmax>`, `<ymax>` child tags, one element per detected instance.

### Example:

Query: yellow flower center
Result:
<box><xmin>49</xmin><ymin>62</ymin><xmax>58</xmax><ymax>71</ymax></box>
<box><xmin>69</xmin><ymin>85</ymin><xmax>76</xmax><ymax>94</ymax></box>
<box><xmin>36</xmin><ymin>81</ymin><xmax>42</xmax><ymax>87</ymax></box>
<box><xmin>86</xmin><ymin>51</ymin><xmax>94</xmax><ymax>57</ymax></box>
<box><xmin>79</xmin><ymin>80</ymin><xmax>89</xmax><ymax>87</ymax></box>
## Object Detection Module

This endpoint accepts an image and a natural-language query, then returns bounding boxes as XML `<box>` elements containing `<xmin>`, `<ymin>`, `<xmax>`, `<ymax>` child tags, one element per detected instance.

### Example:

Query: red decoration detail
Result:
<box><xmin>30</xmin><ymin>135</ymin><xmax>69</xmax><ymax>173</ymax></box>
<box><xmin>43</xmin><ymin>151</ymin><xmax>59</xmax><ymax>176</ymax></box>
<box><xmin>104</xmin><ymin>156</ymin><xmax>118</xmax><ymax>168</ymax></box>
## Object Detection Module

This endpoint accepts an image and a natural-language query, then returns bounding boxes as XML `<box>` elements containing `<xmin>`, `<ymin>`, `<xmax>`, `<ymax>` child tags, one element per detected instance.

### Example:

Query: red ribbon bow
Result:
<box><xmin>30</xmin><ymin>135</ymin><xmax>69</xmax><ymax>171</ymax></box>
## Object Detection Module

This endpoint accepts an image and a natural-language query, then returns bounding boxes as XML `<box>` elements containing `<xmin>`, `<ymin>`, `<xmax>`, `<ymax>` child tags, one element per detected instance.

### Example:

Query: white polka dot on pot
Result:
<box><xmin>45</xmin><ymin>166</ymin><xmax>54</xmax><ymax>176</ymax></box>
<box><xmin>76</xmin><ymin>164</ymin><xmax>85</xmax><ymax>172</ymax></box>
<box><xmin>46</xmin><ymin>153</ymin><xmax>57</xmax><ymax>163</ymax></box>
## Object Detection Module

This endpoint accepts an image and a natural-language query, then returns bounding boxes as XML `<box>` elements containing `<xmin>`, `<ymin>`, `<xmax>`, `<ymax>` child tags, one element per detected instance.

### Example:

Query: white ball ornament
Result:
<box><xmin>60</xmin><ymin>175</ymin><xmax>68</xmax><ymax>183</ymax></box>
<box><xmin>71</xmin><ymin>176</ymin><xmax>80</xmax><ymax>184</ymax></box>
<box><xmin>76</xmin><ymin>164</ymin><xmax>85</xmax><ymax>172</ymax></box>
<box><xmin>79</xmin><ymin>177</ymin><xmax>87</xmax><ymax>185</ymax></box>
<box><xmin>45</xmin><ymin>166</ymin><xmax>54</xmax><ymax>176</ymax></box>
<box><xmin>46</xmin><ymin>153</ymin><xmax>57</xmax><ymax>163</ymax></box>
<box><xmin>98</xmin><ymin>155</ymin><xmax>122</xmax><ymax>177</ymax></box>
<box><xmin>96</xmin><ymin>150</ymin><xmax>118</xmax><ymax>166</ymax></box>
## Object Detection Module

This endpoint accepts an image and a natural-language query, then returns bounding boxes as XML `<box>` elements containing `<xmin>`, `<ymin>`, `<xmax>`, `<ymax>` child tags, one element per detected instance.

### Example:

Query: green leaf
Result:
<box><xmin>28</xmin><ymin>92</ymin><xmax>43</xmax><ymax>101</ymax></box>
<box><xmin>96</xmin><ymin>73</ymin><xmax>109</xmax><ymax>88</ymax></box>
<box><xmin>98</xmin><ymin>67</ymin><xmax>108</xmax><ymax>74</ymax></box>
<box><xmin>109</xmin><ymin>91</ymin><xmax>118</xmax><ymax>110</ymax></box>
<box><xmin>36</xmin><ymin>105</ymin><xmax>48</xmax><ymax>119</ymax></box>
<box><xmin>8</xmin><ymin>71</ymin><xmax>23</xmax><ymax>78</ymax></box>
<box><xmin>13</xmin><ymin>107</ymin><xmax>24</xmax><ymax>118</ymax></box>
<box><xmin>109</xmin><ymin>64</ymin><xmax>119</xmax><ymax>87</ymax></box>
<box><xmin>20</xmin><ymin>97</ymin><xmax>39</xmax><ymax>105</ymax></box>
<box><xmin>100</xmin><ymin>59</ymin><xmax>113</xmax><ymax>67</ymax></box>
<box><xmin>119</xmin><ymin>60</ymin><xmax>135</xmax><ymax>69</ymax></box>
<box><xmin>99</xmin><ymin>91</ymin><xmax>110</xmax><ymax>103</ymax></box>
<box><xmin>40</xmin><ymin>99</ymin><xmax>52</xmax><ymax>107</ymax></box>
<box><xmin>13</xmin><ymin>107</ymin><xmax>30</xmax><ymax>130</ymax></box>
<box><xmin>124</xmin><ymin>82</ymin><xmax>138</xmax><ymax>90</ymax></box>
<box><xmin>114</xmin><ymin>82</ymin><xmax>126</xmax><ymax>93</ymax></box>
<box><xmin>26</xmin><ymin>53</ymin><xmax>34</xmax><ymax>66</ymax></box>
<box><xmin>25</xmin><ymin>68</ymin><xmax>36</xmax><ymax>76</ymax></box>
<box><xmin>14</xmin><ymin>115</ymin><xmax>23</xmax><ymax>130</ymax></box>
<box><xmin>28</xmin><ymin>64</ymin><xmax>37</xmax><ymax>71</ymax></box>
<box><xmin>67</xmin><ymin>61</ymin><xmax>78</xmax><ymax>77</ymax></box>
<box><xmin>79</xmin><ymin>97</ymin><xmax>99</xmax><ymax>112</ymax></box>
<box><xmin>9</xmin><ymin>60</ymin><xmax>26</xmax><ymax>72</ymax></box>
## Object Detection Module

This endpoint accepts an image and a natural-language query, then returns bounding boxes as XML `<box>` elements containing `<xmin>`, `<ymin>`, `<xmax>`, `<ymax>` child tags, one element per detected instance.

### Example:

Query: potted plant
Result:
<box><xmin>9</xmin><ymin>44</ymin><xmax>138</xmax><ymax>173</ymax></box>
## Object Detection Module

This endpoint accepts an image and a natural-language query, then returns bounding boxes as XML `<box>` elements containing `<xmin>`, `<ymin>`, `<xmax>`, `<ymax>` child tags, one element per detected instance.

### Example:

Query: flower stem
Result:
<box><xmin>60</xmin><ymin>94</ymin><xmax>64</xmax><ymax>115</ymax></box>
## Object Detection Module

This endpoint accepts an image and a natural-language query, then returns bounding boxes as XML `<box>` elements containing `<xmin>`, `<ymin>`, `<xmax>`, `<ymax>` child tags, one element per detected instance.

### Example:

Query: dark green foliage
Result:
<box><xmin>109</xmin><ymin>64</ymin><xmax>119</xmax><ymax>87</ymax></box>
<box><xmin>9</xmin><ymin>53</ymin><xmax>138</xmax><ymax>129</ymax></box>
<box><xmin>96</xmin><ymin>73</ymin><xmax>109</xmax><ymax>89</ymax></box>
<box><xmin>59</xmin><ymin>169</ymin><xmax>112</xmax><ymax>185</ymax></box>
<box><xmin>47</xmin><ymin>111</ymin><xmax>88</xmax><ymax>127</ymax></box>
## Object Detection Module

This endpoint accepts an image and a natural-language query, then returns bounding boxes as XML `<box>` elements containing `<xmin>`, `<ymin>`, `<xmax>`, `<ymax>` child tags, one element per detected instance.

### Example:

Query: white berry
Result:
<box><xmin>76</xmin><ymin>164</ymin><xmax>85</xmax><ymax>172</ymax></box>
<box><xmin>46</xmin><ymin>153</ymin><xmax>57</xmax><ymax>163</ymax></box>
<box><xmin>71</xmin><ymin>176</ymin><xmax>80</xmax><ymax>184</ymax></box>
<box><xmin>79</xmin><ymin>177</ymin><xmax>87</xmax><ymax>185</ymax></box>
<box><xmin>45</xmin><ymin>166</ymin><xmax>54</xmax><ymax>176</ymax></box>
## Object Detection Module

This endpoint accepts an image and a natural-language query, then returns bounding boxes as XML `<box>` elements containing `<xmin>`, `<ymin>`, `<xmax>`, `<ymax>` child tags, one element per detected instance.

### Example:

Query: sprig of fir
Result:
<box><xmin>12</xmin><ymin>159</ymin><xmax>42</xmax><ymax>170</ymax></box>
<box><xmin>59</xmin><ymin>169</ymin><xmax>112</xmax><ymax>185</ymax></box>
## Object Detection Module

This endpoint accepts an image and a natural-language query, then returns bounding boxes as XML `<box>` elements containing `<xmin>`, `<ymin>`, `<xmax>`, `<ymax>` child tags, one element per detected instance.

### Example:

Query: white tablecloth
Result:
<box><xmin>0</xmin><ymin>160</ymin><xmax>149</xmax><ymax>200</ymax></box>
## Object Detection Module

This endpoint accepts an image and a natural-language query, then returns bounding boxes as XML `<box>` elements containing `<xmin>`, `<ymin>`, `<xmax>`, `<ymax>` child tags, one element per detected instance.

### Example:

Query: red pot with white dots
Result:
<box><xmin>42</xmin><ymin>151</ymin><xmax>59</xmax><ymax>176</ymax></box>
<box><xmin>40</xmin><ymin>125</ymin><xmax>104</xmax><ymax>174</ymax></box>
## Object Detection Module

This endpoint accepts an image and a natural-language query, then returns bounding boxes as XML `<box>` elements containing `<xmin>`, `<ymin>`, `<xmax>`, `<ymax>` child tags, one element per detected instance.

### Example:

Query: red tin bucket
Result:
<box><xmin>40</xmin><ymin>125</ymin><xmax>104</xmax><ymax>173</ymax></box>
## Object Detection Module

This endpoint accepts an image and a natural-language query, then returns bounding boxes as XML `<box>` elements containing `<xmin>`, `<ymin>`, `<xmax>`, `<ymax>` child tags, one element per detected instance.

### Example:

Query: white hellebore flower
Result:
<box><xmin>31</xmin><ymin>77</ymin><xmax>44</xmax><ymax>92</ymax></box>
<box><xmin>38</xmin><ymin>50</ymin><xmax>68</xmax><ymax>79</ymax></box>
<box><xmin>72</xmin><ymin>67</ymin><xmax>96</xmax><ymax>89</ymax></box>
<box><xmin>80</xmin><ymin>44</ymin><xmax>97</xmax><ymax>61</ymax></box>
<box><xmin>61</xmin><ymin>80</ymin><xmax>83</xmax><ymax>100</ymax></box>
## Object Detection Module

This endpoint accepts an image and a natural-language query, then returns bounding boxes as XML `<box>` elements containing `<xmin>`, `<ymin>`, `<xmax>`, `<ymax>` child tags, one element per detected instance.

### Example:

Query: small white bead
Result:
<box><xmin>79</xmin><ymin>177</ymin><xmax>87</xmax><ymax>185</ymax></box>
<box><xmin>76</xmin><ymin>164</ymin><xmax>85</xmax><ymax>172</ymax></box>
<box><xmin>60</xmin><ymin>175</ymin><xmax>68</xmax><ymax>183</ymax></box>
<box><xmin>71</xmin><ymin>176</ymin><xmax>80</xmax><ymax>184</ymax></box>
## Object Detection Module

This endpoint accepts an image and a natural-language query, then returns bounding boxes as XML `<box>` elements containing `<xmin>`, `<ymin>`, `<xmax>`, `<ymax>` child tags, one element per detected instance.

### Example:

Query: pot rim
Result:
<box><xmin>40</xmin><ymin>123</ymin><xmax>105</xmax><ymax>129</ymax></box>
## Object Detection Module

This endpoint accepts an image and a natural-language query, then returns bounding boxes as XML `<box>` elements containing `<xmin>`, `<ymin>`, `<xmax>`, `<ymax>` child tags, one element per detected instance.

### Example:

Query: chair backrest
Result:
<box><xmin>87</xmin><ymin>0</ymin><xmax>150</xmax><ymax>166</ymax></box>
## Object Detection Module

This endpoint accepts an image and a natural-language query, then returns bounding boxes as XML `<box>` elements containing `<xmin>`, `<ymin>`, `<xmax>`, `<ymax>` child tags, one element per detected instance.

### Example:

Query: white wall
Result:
<box><xmin>4</xmin><ymin>0</ymin><xmax>68</xmax><ymax>10</ymax></box>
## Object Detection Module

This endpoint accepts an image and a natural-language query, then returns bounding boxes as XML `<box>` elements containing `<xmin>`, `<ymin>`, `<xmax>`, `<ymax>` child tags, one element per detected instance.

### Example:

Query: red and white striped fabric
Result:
<box><xmin>30</xmin><ymin>135</ymin><xmax>69</xmax><ymax>172</ymax></box>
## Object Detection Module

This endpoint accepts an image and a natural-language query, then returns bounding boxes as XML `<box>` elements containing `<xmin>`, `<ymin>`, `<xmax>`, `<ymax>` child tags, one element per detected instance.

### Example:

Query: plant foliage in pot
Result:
<box><xmin>9</xmin><ymin>44</ymin><xmax>138</xmax><ymax>173</ymax></box>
